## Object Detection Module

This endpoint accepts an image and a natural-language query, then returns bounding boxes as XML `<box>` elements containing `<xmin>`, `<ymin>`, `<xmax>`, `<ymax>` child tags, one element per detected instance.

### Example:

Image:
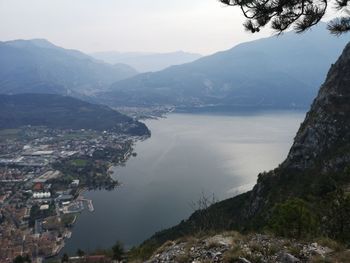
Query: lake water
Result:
<box><xmin>62</xmin><ymin>111</ymin><xmax>305</xmax><ymax>254</ymax></box>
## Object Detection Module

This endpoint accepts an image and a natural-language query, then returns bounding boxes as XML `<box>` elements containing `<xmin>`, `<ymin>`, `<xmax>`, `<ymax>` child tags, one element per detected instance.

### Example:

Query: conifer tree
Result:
<box><xmin>220</xmin><ymin>0</ymin><xmax>350</xmax><ymax>35</ymax></box>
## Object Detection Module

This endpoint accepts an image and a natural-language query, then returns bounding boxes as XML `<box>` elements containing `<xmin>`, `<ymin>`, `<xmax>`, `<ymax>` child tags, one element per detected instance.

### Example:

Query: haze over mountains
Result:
<box><xmin>1</xmin><ymin>23</ymin><xmax>347</xmax><ymax>111</ymax></box>
<box><xmin>91</xmin><ymin>51</ymin><xmax>202</xmax><ymax>72</ymax></box>
<box><xmin>0</xmin><ymin>39</ymin><xmax>138</xmax><ymax>97</ymax></box>
<box><xmin>99</xmin><ymin>23</ymin><xmax>348</xmax><ymax>109</ymax></box>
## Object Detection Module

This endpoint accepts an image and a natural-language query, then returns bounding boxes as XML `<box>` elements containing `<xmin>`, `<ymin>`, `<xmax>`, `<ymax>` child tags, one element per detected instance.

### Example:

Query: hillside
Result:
<box><xmin>138</xmin><ymin>42</ymin><xmax>350</xmax><ymax>256</ymax></box>
<box><xmin>0</xmin><ymin>39</ymin><xmax>138</xmax><ymax>96</ymax></box>
<box><xmin>0</xmin><ymin>94</ymin><xmax>149</xmax><ymax>135</ymax></box>
<box><xmin>99</xmin><ymin>23</ymin><xmax>348</xmax><ymax>109</ymax></box>
<box><xmin>91</xmin><ymin>51</ymin><xmax>202</xmax><ymax>72</ymax></box>
<box><xmin>142</xmin><ymin>233</ymin><xmax>349</xmax><ymax>263</ymax></box>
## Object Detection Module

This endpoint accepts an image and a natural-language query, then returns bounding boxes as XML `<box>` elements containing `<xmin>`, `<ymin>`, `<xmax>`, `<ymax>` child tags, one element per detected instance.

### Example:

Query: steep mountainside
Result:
<box><xmin>0</xmin><ymin>94</ymin><xmax>149</xmax><ymax>135</ymax></box>
<box><xmin>99</xmin><ymin>23</ymin><xmax>348</xmax><ymax>109</ymax></box>
<box><xmin>141</xmin><ymin>42</ymin><xmax>350</xmax><ymax>250</ymax></box>
<box><xmin>0</xmin><ymin>39</ymin><xmax>138</xmax><ymax>96</ymax></box>
<box><xmin>283</xmin><ymin>44</ymin><xmax>350</xmax><ymax>173</ymax></box>
<box><xmin>91</xmin><ymin>51</ymin><xmax>202</xmax><ymax>72</ymax></box>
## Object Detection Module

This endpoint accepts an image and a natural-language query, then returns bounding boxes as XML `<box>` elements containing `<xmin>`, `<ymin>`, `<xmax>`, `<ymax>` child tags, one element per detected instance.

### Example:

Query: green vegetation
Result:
<box><xmin>50</xmin><ymin>140</ymin><xmax>134</xmax><ymax>191</ymax></box>
<box><xmin>0</xmin><ymin>94</ymin><xmax>149</xmax><ymax>136</ymax></box>
<box><xmin>112</xmin><ymin>241</ymin><xmax>125</xmax><ymax>261</ymax></box>
<box><xmin>61</xmin><ymin>254</ymin><xmax>69</xmax><ymax>263</ymax></box>
<box><xmin>62</xmin><ymin>132</ymin><xmax>97</xmax><ymax>140</ymax></box>
<box><xmin>61</xmin><ymin>214</ymin><xmax>76</xmax><ymax>227</ymax></box>
<box><xmin>13</xmin><ymin>255</ymin><xmax>31</xmax><ymax>263</ymax></box>
<box><xmin>0</xmin><ymin>129</ymin><xmax>20</xmax><ymax>137</ymax></box>
<box><xmin>70</xmin><ymin>159</ymin><xmax>88</xmax><ymax>167</ymax></box>
<box><xmin>269</xmin><ymin>198</ymin><xmax>318</xmax><ymax>239</ymax></box>
<box><xmin>135</xmin><ymin>166</ymin><xmax>350</xmax><ymax>256</ymax></box>
<box><xmin>51</xmin><ymin>157</ymin><xmax>118</xmax><ymax>190</ymax></box>
<box><xmin>322</xmin><ymin>189</ymin><xmax>350</xmax><ymax>242</ymax></box>
<box><xmin>92</xmin><ymin>144</ymin><xmax>133</xmax><ymax>163</ymax></box>
<box><xmin>0</xmin><ymin>129</ymin><xmax>22</xmax><ymax>142</ymax></box>
<box><xmin>29</xmin><ymin>203</ymin><xmax>55</xmax><ymax>227</ymax></box>
<box><xmin>76</xmin><ymin>249</ymin><xmax>85</xmax><ymax>257</ymax></box>
<box><xmin>128</xmin><ymin>241</ymin><xmax>159</xmax><ymax>261</ymax></box>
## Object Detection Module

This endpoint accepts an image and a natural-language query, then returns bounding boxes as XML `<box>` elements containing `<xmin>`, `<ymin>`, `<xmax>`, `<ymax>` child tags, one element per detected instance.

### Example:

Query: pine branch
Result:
<box><xmin>328</xmin><ymin>17</ymin><xmax>350</xmax><ymax>35</ymax></box>
<box><xmin>219</xmin><ymin>0</ymin><xmax>350</xmax><ymax>34</ymax></box>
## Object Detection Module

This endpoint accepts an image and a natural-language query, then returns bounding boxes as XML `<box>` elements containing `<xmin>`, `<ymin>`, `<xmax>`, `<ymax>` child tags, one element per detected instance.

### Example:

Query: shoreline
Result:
<box><xmin>53</xmin><ymin>135</ymin><xmax>149</xmax><ymax>259</ymax></box>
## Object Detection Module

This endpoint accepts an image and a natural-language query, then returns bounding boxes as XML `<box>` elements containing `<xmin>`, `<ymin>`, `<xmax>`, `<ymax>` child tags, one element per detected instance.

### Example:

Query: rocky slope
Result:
<box><xmin>139</xmin><ymin>42</ymin><xmax>350</xmax><ymax>259</ymax></box>
<box><xmin>243</xmin><ymin>41</ymin><xmax>350</xmax><ymax>222</ymax></box>
<box><xmin>145</xmin><ymin>233</ymin><xmax>348</xmax><ymax>263</ymax></box>
<box><xmin>283</xmin><ymin>42</ymin><xmax>350</xmax><ymax>172</ymax></box>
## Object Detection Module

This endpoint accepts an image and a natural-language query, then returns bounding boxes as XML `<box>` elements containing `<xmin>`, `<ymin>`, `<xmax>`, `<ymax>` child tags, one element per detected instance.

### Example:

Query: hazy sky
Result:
<box><xmin>0</xmin><ymin>0</ymin><xmax>337</xmax><ymax>55</ymax></box>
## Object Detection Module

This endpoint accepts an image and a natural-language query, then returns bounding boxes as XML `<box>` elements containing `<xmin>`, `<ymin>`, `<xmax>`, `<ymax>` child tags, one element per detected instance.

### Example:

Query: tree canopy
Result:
<box><xmin>220</xmin><ymin>0</ymin><xmax>350</xmax><ymax>35</ymax></box>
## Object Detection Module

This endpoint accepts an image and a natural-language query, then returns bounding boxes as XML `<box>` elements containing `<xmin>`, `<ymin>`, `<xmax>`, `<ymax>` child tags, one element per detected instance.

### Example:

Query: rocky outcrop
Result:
<box><xmin>244</xmin><ymin>42</ymin><xmax>350</xmax><ymax>219</ymax></box>
<box><xmin>283</xmin><ymin>42</ymin><xmax>350</xmax><ymax>172</ymax></box>
<box><xmin>146</xmin><ymin>233</ymin><xmax>340</xmax><ymax>263</ymax></box>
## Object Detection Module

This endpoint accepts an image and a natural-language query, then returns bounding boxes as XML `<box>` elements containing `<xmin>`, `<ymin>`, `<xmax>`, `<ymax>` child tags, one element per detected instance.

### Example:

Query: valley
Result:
<box><xmin>1</xmin><ymin>1</ymin><xmax>350</xmax><ymax>261</ymax></box>
<box><xmin>60</xmin><ymin>111</ymin><xmax>305</xmax><ymax>255</ymax></box>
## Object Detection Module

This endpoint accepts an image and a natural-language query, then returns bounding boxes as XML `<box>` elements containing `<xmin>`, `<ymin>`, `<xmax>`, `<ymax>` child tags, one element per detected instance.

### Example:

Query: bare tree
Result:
<box><xmin>189</xmin><ymin>191</ymin><xmax>218</xmax><ymax>212</ymax></box>
<box><xmin>189</xmin><ymin>191</ymin><xmax>222</xmax><ymax>232</ymax></box>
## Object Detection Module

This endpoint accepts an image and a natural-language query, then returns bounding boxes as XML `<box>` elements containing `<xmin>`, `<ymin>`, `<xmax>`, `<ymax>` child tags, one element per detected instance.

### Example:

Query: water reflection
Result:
<box><xmin>62</xmin><ymin>111</ymin><xmax>305</xmax><ymax>254</ymax></box>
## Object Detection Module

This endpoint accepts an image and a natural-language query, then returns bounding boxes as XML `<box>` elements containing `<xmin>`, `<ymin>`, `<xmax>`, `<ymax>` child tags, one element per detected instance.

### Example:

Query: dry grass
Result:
<box><xmin>315</xmin><ymin>237</ymin><xmax>345</xmax><ymax>252</ymax></box>
<box><xmin>174</xmin><ymin>254</ymin><xmax>190</xmax><ymax>263</ymax></box>
<box><xmin>222</xmin><ymin>245</ymin><xmax>244</xmax><ymax>263</ymax></box>
<box><xmin>153</xmin><ymin>240</ymin><xmax>174</xmax><ymax>255</ymax></box>
<box><xmin>206</xmin><ymin>239</ymin><xmax>222</xmax><ymax>249</ymax></box>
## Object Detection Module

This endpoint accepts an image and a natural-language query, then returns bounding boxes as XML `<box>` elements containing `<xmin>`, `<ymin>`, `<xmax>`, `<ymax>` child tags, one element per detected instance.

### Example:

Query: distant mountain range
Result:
<box><xmin>98</xmin><ymin>23</ymin><xmax>349</xmax><ymax>109</ymax></box>
<box><xmin>91</xmin><ymin>51</ymin><xmax>202</xmax><ymax>72</ymax></box>
<box><xmin>0</xmin><ymin>39</ymin><xmax>138</xmax><ymax>97</ymax></box>
<box><xmin>0</xmin><ymin>94</ymin><xmax>149</xmax><ymax>135</ymax></box>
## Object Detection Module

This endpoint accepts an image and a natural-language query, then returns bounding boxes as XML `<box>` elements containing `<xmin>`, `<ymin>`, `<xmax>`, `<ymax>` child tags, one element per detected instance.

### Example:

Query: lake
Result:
<box><xmin>62</xmin><ymin>111</ymin><xmax>305</xmax><ymax>254</ymax></box>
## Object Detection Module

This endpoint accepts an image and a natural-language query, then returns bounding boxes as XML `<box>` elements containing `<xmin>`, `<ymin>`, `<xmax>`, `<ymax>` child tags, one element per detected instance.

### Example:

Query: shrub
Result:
<box><xmin>269</xmin><ymin>198</ymin><xmax>318</xmax><ymax>238</ymax></box>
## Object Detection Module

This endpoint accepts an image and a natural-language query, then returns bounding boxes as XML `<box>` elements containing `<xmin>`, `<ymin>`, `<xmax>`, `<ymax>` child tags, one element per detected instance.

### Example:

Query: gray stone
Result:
<box><xmin>277</xmin><ymin>252</ymin><xmax>300</xmax><ymax>263</ymax></box>
<box><xmin>238</xmin><ymin>257</ymin><xmax>252</xmax><ymax>263</ymax></box>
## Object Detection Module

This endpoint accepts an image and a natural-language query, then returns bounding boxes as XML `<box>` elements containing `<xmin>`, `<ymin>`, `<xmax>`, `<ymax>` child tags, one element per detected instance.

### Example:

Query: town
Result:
<box><xmin>0</xmin><ymin>127</ymin><xmax>148</xmax><ymax>262</ymax></box>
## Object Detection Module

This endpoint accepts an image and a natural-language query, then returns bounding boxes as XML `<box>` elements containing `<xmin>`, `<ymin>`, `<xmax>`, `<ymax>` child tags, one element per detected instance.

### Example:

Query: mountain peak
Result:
<box><xmin>0</xmin><ymin>39</ymin><xmax>138</xmax><ymax>96</ymax></box>
<box><xmin>28</xmin><ymin>38</ymin><xmax>58</xmax><ymax>49</ymax></box>
<box><xmin>5</xmin><ymin>38</ymin><xmax>57</xmax><ymax>49</ymax></box>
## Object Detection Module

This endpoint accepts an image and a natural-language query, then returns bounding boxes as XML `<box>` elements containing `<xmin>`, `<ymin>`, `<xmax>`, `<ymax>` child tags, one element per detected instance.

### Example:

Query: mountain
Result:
<box><xmin>0</xmin><ymin>39</ymin><xmax>138</xmax><ymax>96</ymax></box>
<box><xmin>139</xmin><ymin>42</ymin><xmax>350</xmax><ymax>253</ymax></box>
<box><xmin>99</xmin><ymin>23</ymin><xmax>349</xmax><ymax>109</ymax></box>
<box><xmin>90</xmin><ymin>51</ymin><xmax>202</xmax><ymax>72</ymax></box>
<box><xmin>0</xmin><ymin>94</ymin><xmax>149</xmax><ymax>136</ymax></box>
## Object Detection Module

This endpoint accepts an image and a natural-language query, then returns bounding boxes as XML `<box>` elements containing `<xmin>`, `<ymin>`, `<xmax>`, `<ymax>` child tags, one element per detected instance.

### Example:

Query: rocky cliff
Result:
<box><xmin>240</xmin><ymin>41</ymin><xmax>350</xmax><ymax>224</ymax></box>
<box><xmin>283</xmin><ymin>42</ymin><xmax>350</xmax><ymax>172</ymax></box>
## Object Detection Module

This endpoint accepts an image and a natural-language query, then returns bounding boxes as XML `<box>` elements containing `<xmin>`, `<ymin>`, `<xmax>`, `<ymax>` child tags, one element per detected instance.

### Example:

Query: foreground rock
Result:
<box><xmin>145</xmin><ymin>232</ymin><xmax>348</xmax><ymax>263</ymax></box>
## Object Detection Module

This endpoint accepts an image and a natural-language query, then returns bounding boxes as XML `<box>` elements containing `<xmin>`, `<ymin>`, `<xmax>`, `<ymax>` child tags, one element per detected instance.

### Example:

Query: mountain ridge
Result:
<box><xmin>0</xmin><ymin>39</ymin><xmax>138</xmax><ymax>97</ymax></box>
<box><xmin>0</xmin><ymin>93</ymin><xmax>149</xmax><ymax>136</ymax></box>
<box><xmin>91</xmin><ymin>50</ymin><xmax>202</xmax><ymax>72</ymax></box>
<box><xmin>99</xmin><ymin>23</ymin><xmax>348</xmax><ymax>110</ymax></box>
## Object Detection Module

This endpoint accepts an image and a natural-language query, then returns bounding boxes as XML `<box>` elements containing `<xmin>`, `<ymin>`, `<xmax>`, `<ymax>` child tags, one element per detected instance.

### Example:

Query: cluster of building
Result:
<box><xmin>0</xmin><ymin>127</ymin><xmax>143</xmax><ymax>263</ymax></box>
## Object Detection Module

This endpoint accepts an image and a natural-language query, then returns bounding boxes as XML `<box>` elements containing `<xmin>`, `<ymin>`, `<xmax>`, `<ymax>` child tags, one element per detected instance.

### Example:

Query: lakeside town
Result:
<box><xmin>0</xmin><ymin>126</ymin><xmax>148</xmax><ymax>263</ymax></box>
